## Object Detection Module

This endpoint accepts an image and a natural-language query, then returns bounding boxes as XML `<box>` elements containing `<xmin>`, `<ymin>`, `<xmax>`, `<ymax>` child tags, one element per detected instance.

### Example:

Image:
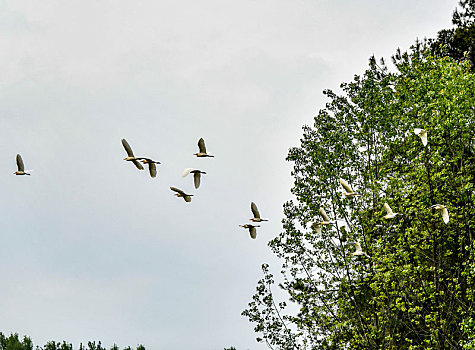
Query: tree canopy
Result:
<box><xmin>430</xmin><ymin>0</ymin><xmax>475</xmax><ymax>69</ymax></box>
<box><xmin>243</xmin><ymin>50</ymin><xmax>475</xmax><ymax>349</ymax></box>
<box><xmin>0</xmin><ymin>333</ymin><xmax>145</xmax><ymax>350</ymax></box>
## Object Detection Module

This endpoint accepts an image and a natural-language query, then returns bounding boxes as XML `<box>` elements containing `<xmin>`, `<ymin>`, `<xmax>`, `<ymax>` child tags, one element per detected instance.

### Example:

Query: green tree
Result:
<box><xmin>0</xmin><ymin>333</ymin><xmax>33</xmax><ymax>350</ymax></box>
<box><xmin>461</xmin><ymin>245</ymin><xmax>475</xmax><ymax>349</ymax></box>
<box><xmin>42</xmin><ymin>341</ymin><xmax>73</xmax><ymax>350</ymax></box>
<box><xmin>430</xmin><ymin>1</ymin><xmax>475</xmax><ymax>69</ymax></box>
<box><xmin>243</xmin><ymin>52</ymin><xmax>475</xmax><ymax>349</ymax></box>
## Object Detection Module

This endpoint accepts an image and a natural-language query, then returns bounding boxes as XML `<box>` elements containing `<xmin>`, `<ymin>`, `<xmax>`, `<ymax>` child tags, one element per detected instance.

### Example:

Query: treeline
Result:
<box><xmin>0</xmin><ymin>332</ymin><xmax>145</xmax><ymax>350</ymax></box>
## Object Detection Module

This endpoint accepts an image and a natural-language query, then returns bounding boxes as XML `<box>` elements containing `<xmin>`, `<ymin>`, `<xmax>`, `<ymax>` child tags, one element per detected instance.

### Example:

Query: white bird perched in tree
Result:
<box><xmin>14</xmin><ymin>154</ymin><xmax>31</xmax><ymax>176</ymax></box>
<box><xmin>339</xmin><ymin>178</ymin><xmax>359</xmax><ymax>197</ymax></box>
<box><xmin>182</xmin><ymin>168</ymin><xmax>206</xmax><ymax>189</ymax></box>
<box><xmin>350</xmin><ymin>242</ymin><xmax>370</xmax><ymax>258</ymax></box>
<box><xmin>170</xmin><ymin>187</ymin><xmax>193</xmax><ymax>202</ymax></box>
<box><xmin>239</xmin><ymin>224</ymin><xmax>260</xmax><ymax>239</ymax></box>
<box><xmin>121</xmin><ymin>139</ymin><xmax>144</xmax><ymax>170</ymax></box>
<box><xmin>414</xmin><ymin>128</ymin><xmax>428</xmax><ymax>146</ymax></box>
<box><xmin>194</xmin><ymin>138</ymin><xmax>214</xmax><ymax>157</ymax></box>
<box><xmin>319</xmin><ymin>208</ymin><xmax>335</xmax><ymax>225</ymax></box>
<box><xmin>431</xmin><ymin>204</ymin><xmax>449</xmax><ymax>224</ymax></box>
<box><xmin>250</xmin><ymin>202</ymin><xmax>268</xmax><ymax>222</ymax></box>
<box><xmin>137</xmin><ymin>158</ymin><xmax>161</xmax><ymax>178</ymax></box>
<box><xmin>383</xmin><ymin>203</ymin><xmax>401</xmax><ymax>219</ymax></box>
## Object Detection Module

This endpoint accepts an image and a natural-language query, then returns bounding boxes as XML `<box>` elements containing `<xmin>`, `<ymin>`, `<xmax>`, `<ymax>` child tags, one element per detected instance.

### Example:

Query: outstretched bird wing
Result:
<box><xmin>198</xmin><ymin>138</ymin><xmax>207</xmax><ymax>153</ymax></box>
<box><xmin>249</xmin><ymin>226</ymin><xmax>257</xmax><ymax>239</ymax></box>
<box><xmin>193</xmin><ymin>172</ymin><xmax>201</xmax><ymax>189</ymax></box>
<box><xmin>319</xmin><ymin>208</ymin><xmax>331</xmax><ymax>222</ymax></box>
<box><xmin>16</xmin><ymin>154</ymin><xmax>24</xmax><ymax>172</ymax></box>
<box><xmin>170</xmin><ymin>187</ymin><xmax>186</xmax><ymax>196</ymax></box>
<box><xmin>383</xmin><ymin>203</ymin><xmax>394</xmax><ymax>215</ymax></box>
<box><xmin>251</xmin><ymin>202</ymin><xmax>261</xmax><ymax>219</ymax></box>
<box><xmin>121</xmin><ymin>139</ymin><xmax>135</xmax><ymax>157</ymax></box>
<box><xmin>148</xmin><ymin>162</ymin><xmax>157</xmax><ymax>178</ymax></box>
<box><xmin>442</xmin><ymin>207</ymin><xmax>449</xmax><ymax>224</ymax></box>
<box><xmin>421</xmin><ymin>132</ymin><xmax>427</xmax><ymax>146</ymax></box>
<box><xmin>339</xmin><ymin>178</ymin><xmax>353</xmax><ymax>193</ymax></box>
<box><xmin>132</xmin><ymin>160</ymin><xmax>144</xmax><ymax>170</ymax></box>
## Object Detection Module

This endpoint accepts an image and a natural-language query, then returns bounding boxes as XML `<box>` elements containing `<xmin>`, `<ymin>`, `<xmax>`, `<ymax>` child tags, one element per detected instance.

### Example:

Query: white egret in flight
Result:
<box><xmin>250</xmin><ymin>202</ymin><xmax>268</xmax><ymax>222</ymax></box>
<box><xmin>414</xmin><ymin>128</ymin><xmax>428</xmax><ymax>146</ymax></box>
<box><xmin>431</xmin><ymin>204</ymin><xmax>449</xmax><ymax>224</ymax></box>
<box><xmin>182</xmin><ymin>168</ymin><xmax>206</xmax><ymax>189</ymax></box>
<box><xmin>194</xmin><ymin>138</ymin><xmax>214</xmax><ymax>157</ymax></box>
<box><xmin>138</xmin><ymin>158</ymin><xmax>161</xmax><ymax>178</ymax></box>
<box><xmin>121</xmin><ymin>139</ymin><xmax>144</xmax><ymax>170</ymax></box>
<box><xmin>14</xmin><ymin>154</ymin><xmax>31</xmax><ymax>176</ymax></box>
<box><xmin>350</xmin><ymin>242</ymin><xmax>370</xmax><ymax>258</ymax></box>
<box><xmin>383</xmin><ymin>203</ymin><xmax>401</xmax><ymax>219</ymax></box>
<box><xmin>170</xmin><ymin>187</ymin><xmax>193</xmax><ymax>202</ymax></box>
<box><xmin>239</xmin><ymin>224</ymin><xmax>260</xmax><ymax>239</ymax></box>
<box><xmin>339</xmin><ymin>178</ymin><xmax>359</xmax><ymax>197</ymax></box>
<box><xmin>319</xmin><ymin>208</ymin><xmax>335</xmax><ymax>225</ymax></box>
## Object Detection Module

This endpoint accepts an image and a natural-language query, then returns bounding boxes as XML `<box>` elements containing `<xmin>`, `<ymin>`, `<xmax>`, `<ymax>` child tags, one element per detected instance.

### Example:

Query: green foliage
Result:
<box><xmin>0</xmin><ymin>333</ymin><xmax>145</xmax><ymax>350</ymax></box>
<box><xmin>0</xmin><ymin>333</ymin><xmax>33</xmax><ymax>350</ymax></box>
<box><xmin>243</xmin><ymin>52</ymin><xmax>475</xmax><ymax>349</ymax></box>
<box><xmin>461</xmin><ymin>245</ymin><xmax>475</xmax><ymax>349</ymax></box>
<box><xmin>430</xmin><ymin>1</ymin><xmax>475</xmax><ymax>69</ymax></box>
<box><xmin>43</xmin><ymin>341</ymin><xmax>73</xmax><ymax>350</ymax></box>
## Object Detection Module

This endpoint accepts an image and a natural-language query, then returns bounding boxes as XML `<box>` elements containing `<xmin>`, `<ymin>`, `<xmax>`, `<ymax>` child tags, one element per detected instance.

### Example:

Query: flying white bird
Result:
<box><xmin>194</xmin><ymin>138</ymin><xmax>214</xmax><ymax>157</ymax></box>
<box><xmin>239</xmin><ymin>224</ymin><xmax>260</xmax><ymax>239</ymax></box>
<box><xmin>250</xmin><ymin>202</ymin><xmax>268</xmax><ymax>222</ymax></box>
<box><xmin>339</xmin><ymin>178</ymin><xmax>359</xmax><ymax>197</ymax></box>
<box><xmin>14</xmin><ymin>154</ymin><xmax>31</xmax><ymax>176</ymax></box>
<box><xmin>414</xmin><ymin>128</ymin><xmax>428</xmax><ymax>146</ymax></box>
<box><xmin>138</xmin><ymin>158</ymin><xmax>161</xmax><ymax>178</ymax></box>
<box><xmin>431</xmin><ymin>204</ymin><xmax>449</xmax><ymax>224</ymax></box>
<box><xmin>319</xmin><ymin>208</ymin><xmax>335</xmax><ymax>225</ymax></box>
<box><xmin>383</xmin><ymin>203</ymin><xmax>401</xmax><ymax>219</ymax></box>
<box><xmin>351</xmin><ymin>242</ymin><xmax>370</xmax><ymax>258</ymax></box>
<box><xmin>121</xmin><ymin>139</ymin><xmax>144</xmax><ymax>170</ymax></box>
<box><xmin>182</xmin><ymin>168</ymin><xmax>206</xmax><ymax>189</ymax></box>
<box><xmin>170</xmin><ymin>187</ymin><xmax>193</xmax><ymax>202</ymax></box>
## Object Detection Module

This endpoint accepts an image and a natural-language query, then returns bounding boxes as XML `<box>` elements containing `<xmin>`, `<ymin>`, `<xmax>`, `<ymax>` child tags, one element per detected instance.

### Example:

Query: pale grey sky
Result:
<box><xmin>0</xmin><ymin>1</ymin><xmax>456</xmax><ymax>349</ymax></box>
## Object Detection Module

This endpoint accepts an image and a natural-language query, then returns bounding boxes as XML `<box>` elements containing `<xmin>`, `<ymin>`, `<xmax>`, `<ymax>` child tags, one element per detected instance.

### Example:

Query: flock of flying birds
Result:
<box><xmin>11</xmin><ymin>128</ymin><xmax>446</xmax><ymax>244</ymax></box>
<box><xmin>311</xmin><ymin>128</ymin><xmax>449</xmax><ymax>258</ymax></box>
<box><xmin>13</xmin><ymin>136</ymin><xmax>269</xmax><ymax>239</ymax></box>
<box><xmin>123</xmin><ymin>137</ymin><xmax>270</xmax><ymax>239</ymax></box>
<box><xmin>121</xmin><ymin>137</ymin><xmax>210</xmax><ymax>202</ymax></box>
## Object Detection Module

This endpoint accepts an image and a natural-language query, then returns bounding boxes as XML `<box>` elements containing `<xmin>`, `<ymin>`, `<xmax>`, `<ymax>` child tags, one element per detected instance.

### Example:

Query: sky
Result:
<box><xmin>0</xmin><ymin>1</ymin><xmax>457</xmax><ymax>349</ymax></box>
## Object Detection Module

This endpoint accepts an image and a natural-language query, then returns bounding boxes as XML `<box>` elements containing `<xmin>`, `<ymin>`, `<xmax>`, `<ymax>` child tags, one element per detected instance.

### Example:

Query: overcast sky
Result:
<box><xmin>0</xmin><ymin>1</ymin><xmax>457</xmax><ymax>349</ymax></box>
